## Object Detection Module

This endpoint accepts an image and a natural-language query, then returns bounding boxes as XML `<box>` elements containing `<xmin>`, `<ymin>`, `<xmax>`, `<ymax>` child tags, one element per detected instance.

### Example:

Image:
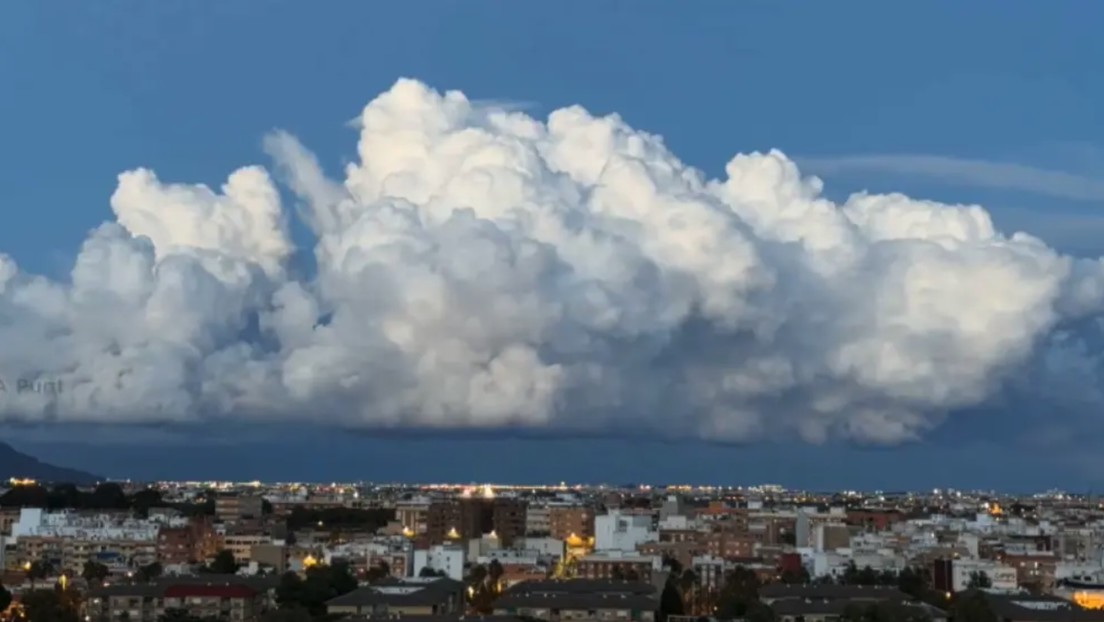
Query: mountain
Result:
<box><xmin>0</xmin><ymin>442</ymin><xmax>101</xmax><ymax>485</ymax></box>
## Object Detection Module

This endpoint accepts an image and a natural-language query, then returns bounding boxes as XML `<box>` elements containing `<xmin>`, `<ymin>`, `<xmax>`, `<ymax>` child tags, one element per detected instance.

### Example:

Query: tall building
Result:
<box><xmin>215</xmin><ymin>495</ymin><xmax>264</xmax><ymax>524</ymax></box>
<box><xmin>426</xmin><ymin>495</ymin><xmax>528</xmax><ymax>546</ymax></box>
<box><xmin>548</xmin><ymin>506</ymin><xmax>594</xmax><ymax>540</ymax></box>
<box><xmin>594</xmin><ymin>511</ymin><xmax>656</xmax><ymax>552</ymax></box>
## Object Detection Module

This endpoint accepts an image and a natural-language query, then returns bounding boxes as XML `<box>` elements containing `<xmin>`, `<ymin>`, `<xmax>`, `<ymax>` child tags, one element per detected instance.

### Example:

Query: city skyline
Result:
<box><xmin>3</xmin><ymin>2</ymin><xmax>1104</xmax><ymax>488</ymax></box>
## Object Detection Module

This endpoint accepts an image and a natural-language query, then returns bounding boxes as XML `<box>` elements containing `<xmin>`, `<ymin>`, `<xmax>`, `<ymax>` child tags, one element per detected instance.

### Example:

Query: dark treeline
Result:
<box><xmin>0</xmin><ymin>483</ymin><xmax>214</xmax><ymax>517</ymax></box>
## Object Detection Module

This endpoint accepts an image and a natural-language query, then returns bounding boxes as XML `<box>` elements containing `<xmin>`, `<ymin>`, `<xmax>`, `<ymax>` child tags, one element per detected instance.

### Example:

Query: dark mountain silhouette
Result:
<box><xmin>0</xmin><ymin>442</ymin><xmax>100</xmax><ymax>484</ymax></box>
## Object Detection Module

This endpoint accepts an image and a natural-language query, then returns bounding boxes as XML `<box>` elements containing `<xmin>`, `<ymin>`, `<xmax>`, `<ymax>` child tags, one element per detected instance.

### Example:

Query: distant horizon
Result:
<box><xmin>4</xmin><ymin>433</ymin><xmax>1092</xmax><ymax>495</ymax></box>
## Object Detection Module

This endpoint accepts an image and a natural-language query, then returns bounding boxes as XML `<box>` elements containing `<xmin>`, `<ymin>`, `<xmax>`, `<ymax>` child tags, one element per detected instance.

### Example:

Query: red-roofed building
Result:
<box><xmin>162</xmin><ymin>582</ymin><xmax>264</xmax><ymax>619</ymax></box>
<box><xmin>85</xmin><ymin>578</ymin><xmax>273</xmax><ymax>622</ymax></box>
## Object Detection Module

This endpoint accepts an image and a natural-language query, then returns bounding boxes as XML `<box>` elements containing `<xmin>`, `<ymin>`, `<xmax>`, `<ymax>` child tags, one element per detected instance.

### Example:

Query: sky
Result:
<box><xmin>1</xmin><ymin>1</ymin><xmax>1103</xmax><ymax>490</ymax></box>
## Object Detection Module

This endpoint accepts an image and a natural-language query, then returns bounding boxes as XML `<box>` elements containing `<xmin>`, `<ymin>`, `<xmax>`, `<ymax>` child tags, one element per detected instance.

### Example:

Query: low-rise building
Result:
<box><xmin>84</xmin><ymin>575</ymin><xmax>279</xmax><ymax>622</ymax></box>
<box><xmin>325</xmin><ymin>577</ymin><xmax>465</xmax><ymax>617</ymax></box>
<box><xmin>494</xmin><ymin>579</ymin><xmax>658</xmax><ymax>622</ymax></box>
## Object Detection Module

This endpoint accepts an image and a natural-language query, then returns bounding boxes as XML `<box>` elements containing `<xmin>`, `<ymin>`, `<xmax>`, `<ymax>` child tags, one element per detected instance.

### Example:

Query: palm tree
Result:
<box><xmin>487</xmin><ymin>559</ymin><xmax>505</xmax><ymax>593</ymax></box>
<box><xmin>679</xmin><ymin>568</ymin><xmax>699</xmax><ymax>614</ymax></box>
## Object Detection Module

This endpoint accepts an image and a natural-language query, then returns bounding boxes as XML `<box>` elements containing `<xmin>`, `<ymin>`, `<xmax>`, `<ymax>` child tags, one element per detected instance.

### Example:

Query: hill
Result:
<box><xmin>0</xmin><ymin>442</ymin><xmax>101</xmax><ymax>485</ymax></box>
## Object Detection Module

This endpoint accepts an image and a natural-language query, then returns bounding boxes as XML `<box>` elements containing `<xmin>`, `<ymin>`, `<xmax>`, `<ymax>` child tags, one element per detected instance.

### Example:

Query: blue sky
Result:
<box><xmin>2</xmin><ymin>1</ymin><xmax>1103</xmax><ymax>489</ymax></box>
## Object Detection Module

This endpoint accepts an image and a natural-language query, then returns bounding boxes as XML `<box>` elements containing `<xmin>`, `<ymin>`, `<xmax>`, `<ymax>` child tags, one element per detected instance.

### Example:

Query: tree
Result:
<box><xmin>365</xmin><ymin>561</ymin><xmax>391</xmax><ymax>583</ymax></box>
<box><xmin>487</xmin><ymin>559</ymin><xmax>505</xmax><ymax>591</ymax></box>
<box><xmin>678</xmin><ymin>568</ymin><xmax>698</xmax><ymax>614</ymax></box>
<box><xmin>663</xmin><ymin>556</ymin><xmax>683</xmax><ymax>575</ymax></box>
<box><xmin>25</xmin><ymin>559</ymin><xmax>52</xmax><ymax>589</ymax></box>
<box><xmin>136</xmin><ymin>562</ymin><xmax>163</xmax><ymax>583</ymax></box>
<box><xmin>856</xmin><ymin>565</ymin><xmax>879</xmax><ymax>586</ymax></box>
<box><xmin>715</xmin><ymin>566</ymin><xmax>761</xmax><ymax>619</ymax></box>
<box><xmin>467</xmin><ymin>564</ymin><xmax>488</xmax><ymax>586</ymax></box>
<box><xmin>130</xmin><ymin>488</ymin><xmax>164</xmax><ymax>518</ymax></box>
<box><xmin>204</xmin><ymin>549</ymin><xmax>239</xmax><ymax>574</ymax></box>
<box><xmin>90</xmin><ymin>482</ymin><xmax>128</xmax><ymax>509</ymax></box>
<box><xmin>275</xmin><ymin>572</ymin><xmax>305</xmax><ymax>610</ymax></box>
<box><xmin>950</xmin><ymin>590</ymin><xmax>997</xmax><ymax>622</ymax></box>
<box><xmin>0</xmin><ymin>583</ymin><xmax>11</xmax><ymax>614</ymax></box>
<box><xmin>967</xmin><ymin>571</ymin><xmax>992</xmax><ymax>590</ymax></box>
<box><xmin>82</xmin><ymin>560</ymin><xmax>110</xmax><ymax>586</ymax></box>
<box><xmin>21</xmin><ymin>588</ymin><xmax>79</xmax><ymax>622</ymax></box>
<box><xmin>419</xmin><ymin>566</ymin><xmax>445</xmax><ymax>578</ymax></box>
<box><xmin>779</xmin><ymin>566</ymin><xmax>810</xmax><ymax>585</ymax></box>
<box><xmin>275</xmin><ymin>561</ymin><xmax>359</xmax><ymax>618</ymax></box>
<box><xmin>659</xmin><ymin>576</ymin><xmax>685</xmax><ymax>621</ymax></box>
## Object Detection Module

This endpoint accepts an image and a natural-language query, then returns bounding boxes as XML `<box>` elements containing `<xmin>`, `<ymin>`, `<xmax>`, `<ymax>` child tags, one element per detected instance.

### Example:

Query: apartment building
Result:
<box><xmin>157</xmin><ymin>518</ymin><xmax>215</xmax><ymax>566</ymax></box>
<box><xmin>575</xmin><ymin>551</ymin><xmax>661</xmax><ymax>582</ymax></box>
<box><xmin>215</xmin><ymin>495</ymin><xmax>264</xmax><ymax>524</ymax></box>
<box><xmin>549</xmin><ymin>506</ymin><xmax>594</xmax><ymax>540</ymax></box>
<box><xmin>427</xmin><ymin>498</ymin><xmax>527</xmax><ymax>546</ymax></box>
<box><xmin>84</xmin><ymin>576</ymin><xmax>278</xmax><ymax>622</ymax></box>
<box><xmin>220</xmin><ymin>534</ymin><xmax>272</xmax><ymax>565</ymax></box>
<box><xmin>325</xmin><ymin>577</ymin><xmax>465</xmax><ymax>617</ymax></box>
<box><xmin>495</xmin><ymin>579</ymin><xmax>658</xmax><ymax>622</ymax></box>
<box><xmin>18</xmin><ymin>535</ymin><xmax>157</xmax><ymax>574</ymax></box>
<box><xmin>396</xmin><ymin>498</ymin><xmax>431</xmax><ymax>535</ymax></box>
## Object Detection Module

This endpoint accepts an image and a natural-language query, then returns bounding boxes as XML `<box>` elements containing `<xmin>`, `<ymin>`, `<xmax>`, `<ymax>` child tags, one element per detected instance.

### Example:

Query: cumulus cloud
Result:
<box><xmin>3</xmin><ymin>78</ymin><xmax>1104</xmax><ymax>445</ymax></box>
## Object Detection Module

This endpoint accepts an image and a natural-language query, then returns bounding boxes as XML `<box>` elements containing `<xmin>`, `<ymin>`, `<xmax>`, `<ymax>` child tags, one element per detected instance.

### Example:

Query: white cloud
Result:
<box><xmin>800</xmin><ymin>153</ymin><xmax>1104</xmax><ymax>203</ymax></box>
<box><xmin>3</xmin><ymin>78</ymin><xmax>1104</xmax><ymax>445</ymax></box>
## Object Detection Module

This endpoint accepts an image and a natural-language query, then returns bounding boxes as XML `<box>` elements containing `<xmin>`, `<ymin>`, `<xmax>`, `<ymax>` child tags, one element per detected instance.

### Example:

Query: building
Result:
<box><xmin>951</xmin><ymin>560</ymin><xmax>1019</xmax><ymax>593</ymax></box>
<box><xmin>220</xmin><ymin>534</ymin><xmax>272</xmax><ymax>565</ymax></box>
<box><xmin>759</xmin><ymin>585</ymin><xmax>946</xmax><ymax>622</ymax></box>
<box><xmin>157</xmin><ymin>527</ymin><xmax>195</xmax><ymax>566</ymax></box>
<box><xmin>156</xmin><ymin>518</ymin><xmax>213</xmax><ymax>566</ymax></box>
<box><xmin>396</xmin><ymin>499</ymin><xmax>430</xmax><ymax>535</ymax></box>
<box><xmin>548</xmin><ymin>506</ymin><xmax>594</xmax><ymax>540</ymax></box>
<box><xmin>494</xmin><ymin>579</ymin><xmax>658</xmax><ymax>622</ymax></box>
<box><xmin>575</xmin><ymin>551</ymin><xmax>662</xmax><ymax>582</ymax></box>
<box><xmin>215</xmin><ymin>495</ymin><xmax>264</xmax><ymax>524</ymax></box>
<box><xmin>84</xmin><ymin>576</ymin><xmax>278</xmax><ymax>622</ymax></box>
<box><xmin>413</xmin><ymin>544</ymin><xmax>466</xmax><ymax>580</ymax></box>
<box><xmin>703</xmin><ymin>532</ymin><xmax>757</xmax><ymax>560</ymax></box>
<box><xmin>427</xmin><ymin>497</ymin><xmax>527</xmax><ymax>546</ymax></box>
<box><xmin>794</xmin><ymin>508</ymin><xmax>846</xmax><ymax>549</ymax></box>
<box><xmin>984</xmin><ymin>594</ymin><xmax>1104</xmax><ymax>622</ymax></box>
<box><xmin>594</xmin><ymin>511</ymin><xmax>655</xmax><ymax>552</ymax></box>
<box><xmin>19</xmin><ymin>535</ymin><xmax>157</xmax><ymax>574</ymax></box>
<box><xmin>325</xmin><ymin>577</ymin><xmax>465</xmax><ymax>617</ymax></box>
<box><xmin>526</xmin><ymin>506</ymin><xmax>551</xmax><ymax>536</ymax></box>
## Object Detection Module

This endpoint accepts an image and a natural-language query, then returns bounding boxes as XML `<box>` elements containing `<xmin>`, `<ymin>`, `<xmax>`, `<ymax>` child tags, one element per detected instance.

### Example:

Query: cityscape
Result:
<box><xmin>0</xmin><ymin>477</ymin><xmax>1100</xmax><ymax>621</ymax></box>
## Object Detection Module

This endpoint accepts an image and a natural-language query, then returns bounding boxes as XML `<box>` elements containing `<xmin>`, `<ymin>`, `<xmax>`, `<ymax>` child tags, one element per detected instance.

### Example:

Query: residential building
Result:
<box><xmin>215</xmin><ymin>495</ymin><xmax>264</xmax><ymax>524</ymax></box>
<box><xmin>549</xmin><ymin>506</ymin><xmax>594</xmax><ymax>541</ymax></box>
<box><xmin>325</xmin><ymin>577</ymin><xmax>465</xmax><ymax>617</ymax></box>
<box><xmin>413</xmin><ymin>544</ymin><xmax>466</xmax><ymax>581</ymax></box>
<box><xmin>594</xmin><ymin>511</ymin><xmax>655</xmax><ymax>552</ymax></box>
<box><xmin>84</xmin><ymin>576</ymin><xmax>278</xmax><ymax>622</ymax></box>
<box><xmin>494</xmin><ymin>579</ymin><xmax>658</xmax><ymax>622</ymax></box>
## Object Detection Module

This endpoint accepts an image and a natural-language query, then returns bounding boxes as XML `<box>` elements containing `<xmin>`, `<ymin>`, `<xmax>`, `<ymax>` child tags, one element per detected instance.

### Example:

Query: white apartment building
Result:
<box><xmin>525</xmin><ymin>506</ymin><xmax>551</xmax><ymax>535</ymax></box>
<box><xmin>594</xmin><ymin>511</ymin><xmax>656</xmax><ymax>552</ymax></box>
<box><xmin>11</xmin><ymin>508</ymin><xmax>187</xmax><ymax>542</ymax></box>
<box><xmin>952</xmin><ymin>560</ymin><xmax>1018</xmax><ymax>592</ymax></box>
<box><xmin>413</xmin><ymin>544</ymin><xmax>465</xmax><ymax>581</ymax></box>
